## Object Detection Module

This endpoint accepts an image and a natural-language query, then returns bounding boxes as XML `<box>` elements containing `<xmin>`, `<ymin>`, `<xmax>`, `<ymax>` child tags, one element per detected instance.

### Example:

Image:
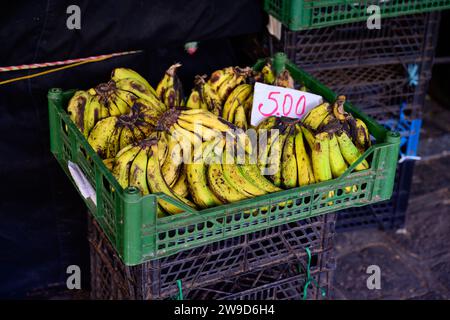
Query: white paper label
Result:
<box><xmin>250</xmin><ymin>82</ymin><xmax>323</xmax><ymax>127</ymax></box>
<box><xmin>68</xmin><ymin>161</ymin><xmax>97</xmax><ymax>206</ymax></box>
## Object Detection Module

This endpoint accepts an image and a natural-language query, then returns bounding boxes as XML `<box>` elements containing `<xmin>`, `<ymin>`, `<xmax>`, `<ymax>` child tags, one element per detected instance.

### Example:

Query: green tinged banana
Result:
<box><xmin>301</xmin><ymin>126</ymin><xmax>315</xmax><ymax>150</ymax></box>
<box><xmin>261</xmin><ymin>62</ymin><xmax>275</xmax><ymax>85</ymax></box>
<box><xmin>329</xmin><ymin>133</ymin><xmax>348</xmax><ymax>178</ymax></box>
<box><xmin>302</xmin><ymin>102</ymin><xmax>330</xmax><ymax>130</ymax></box>
<box><xmin>336</xmin><ymin>130</ymin><xmax>369</xmax><ymax>171</ymax></box>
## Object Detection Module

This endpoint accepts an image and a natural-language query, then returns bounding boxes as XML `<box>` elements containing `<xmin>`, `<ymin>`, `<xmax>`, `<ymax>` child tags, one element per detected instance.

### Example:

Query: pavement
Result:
<box><xmin>332</xmin><ymin>97</ymin><xmax>450</xmax><ymax>300</ymax></box>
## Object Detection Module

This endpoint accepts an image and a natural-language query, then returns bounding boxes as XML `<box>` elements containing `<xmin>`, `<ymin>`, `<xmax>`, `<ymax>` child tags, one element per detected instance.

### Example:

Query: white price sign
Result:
<box><xmin>250</xmin><ymin>82</ymin><xmax>323</xmax><ymax>126</ymax></box>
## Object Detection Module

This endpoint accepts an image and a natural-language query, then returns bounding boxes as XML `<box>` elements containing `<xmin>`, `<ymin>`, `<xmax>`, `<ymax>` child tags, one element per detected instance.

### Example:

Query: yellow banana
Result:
<box><xmin>233</xmin><ymin>105</ymin><xmax>248</xmax><ymax>130</ymax></box>
<box><xmin>87</xmin><ymin>116</ymin><xmax>119</xmax><ymax>159</ymax></box>
<box><xmin>355</xmin><ymin>118</ymin><xmax>371</xmax><ymax>152</ymax></box>
<box><xmin>111</xmin><ymin>68</ymin><xmax>156</xmax><ymax>96</ymax></box>
<box><xmin>329</xmin><ymin>133</ymin><xmax>348</xmax><ymax>178</ymax></box>
<box><xmin>256</xmin><ymin>116</ymin><xmax>278</xmax><ymax>131</ymax></box>
<box><xmin>186</xmin><ymin>141</ymin><xmax>223</xmax><ymax>208</ymax></box>
<box><xmin>176</xmin><ymin>118</ymin><xmax>221</xmax><ymax>142</ymax></box>
<box><xmin>156</xmin><ymin>63</ymin><xmax>184</xmax><ymax>108</ymax></box>
<box><xmin>294</xmin><ymin>125</ymin><xmax>315</xmax><ymax>186</ymax></box>
<box><xmin>161</xmin><ymin>135</ymin><xmax>183</xmax><ymax>187</ymax></box>
<box><xmin>67</xmin><ymin>90</ymin><xmax>91</xmax><ymax>133</ymax></box>
<box><xmin>217</xmin><ymin>68</ymin><xmax>250</xmax><ymax>102</ymax></box>
<box><xmin>112</xmin><ymin>145</ymin><xmax>141</xmax><ymax>188</ymax></box>
<box><xmin>103</xmin><ymin>158</ymin><xmax>115</xmax><ymax>171</ymax></box>
<box><xmin>258</xmin><ymin>128</ymin><xmax>280</xmax><ymax>175</ymax></box>
<box><xmin>146</xmin><ymin>143</ymin><xmax>196</xmax><ymax>214</ymax></box>
<box><xmin>268</xmin><ymin>128</ymin><xmax>288</xmax><ymax>187</ymax></box>
<box><xmin>281</xmin><ymin>128</ymin><xmax>297</xmax><ymax>188</ymax></box>
<box><xmin>332</xmin><ymin>95</ymin><xmax>347</xmax><ymax>121</ymax></box>
<box><xmin>301</xmin><ymin>126</ymin><xmax>315</xmax><ymax>150</ymax></box>
<box><xmin>222</xmin><ymin>150</ymin><xmax>266</xmax><ymax>197</ymax></box>
<box><xmin>238</xmin><ymin>161</ymin><xmax>282</xmax><ymax>193</ymax></box>
<box><xmin>261</xmin><ymin>62</ymin><xmax>275</xmax><ymax>85</ymax></box>
<box><xmin>178</xmin><ymin>110</ymin><xmax>234</xmax><ymax>133</ymax></box>
<box><xmin>82</xmin><ymin>94</ymin><xmax>106</xmax><ymax>137</ymax></box>
<box><xmin>128</xmin><ymin>146</ymin><xmax>150</xmax><ymax>195</ymax></box>
<box><xmin>222</xmin><ymin>84</ymin><xmax>252</xmax><ymax>121</ymax></box>
<box><xmin>311</xmin><ymin>132</ymin><xmax>332</xmax><ymax>182</ymax></box>
<box><xmin>172</xmin><ymin>166</ymin><xmax>189</xmax><ymax>198</ymax></box>
<box><xmin>336</xmin><ymin>130</ymin><xmax>369</xmax><ymax>171</ymax></box>
<box><xmin>208</xmin><ymin>68</ymin><xmax>235</xmax><ymax>91</ymax></box>
<box><xmin>207</xmin><ymin>163</ymin><xmax>248</xmax><ymax>203</ymax></box>
<box><xmin>186</xmin><ymin>89</ymin><xmax>202</xmax><ymax>109</ymax></box>
<box><xmin>115</xmin><ymin>78</ymin><xmax>163</xmax><ymax>110</ymax></box>
<box><xmin>302</xmin><ymin>102</ymin><xmax>331</xmax><ymax>130</ymax></box>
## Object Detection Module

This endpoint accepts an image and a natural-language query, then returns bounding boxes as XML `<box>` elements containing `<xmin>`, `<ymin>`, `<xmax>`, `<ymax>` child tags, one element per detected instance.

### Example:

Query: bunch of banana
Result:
<box><xmin>67</xmin><ymin>68</ymin><xmax>165</xmax><ymax>138</ymax></box>
<box><xmin>299</xmin><ymin>96</ymin><xmax>371</xmax><ymax>182</ymax></box>
<box><xmin>257</xmin><ymin>117</ymin><xmax>315</xmax><ymax>188</ymax></box>
<box><xmin>87</xmin><ymin>98</ymin><xmax>163</xmax><ymax>159</ymax></box>
<box><xmin>156</xmin><ymin>108</ymin><xmax>252</xmax><ymax>156</ymax></box>
<box><xmin>186</xmin><ymin>67</ymin><xmax>253</xmax><ymax>114</ymax></box>
<box><xmin>184</xmin><ymin>135</ymin><xmax>280</xmax><ymax>208</ymax></box>
<box><xmin>112</xmin><ymin>137</ymin><xmax>196</xmax><ymax>215</ymax></box>
<box><xmin>156</xmin><ymin>63</ymin><xmax>184</xmax><ymax>108</ymax></box>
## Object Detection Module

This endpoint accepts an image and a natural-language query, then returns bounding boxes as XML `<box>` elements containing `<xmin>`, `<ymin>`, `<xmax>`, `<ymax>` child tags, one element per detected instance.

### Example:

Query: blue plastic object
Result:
<box><xmin>381</xmin><ymin>103</ymin><xmax>422</xmax><ymax>158</ymax></box>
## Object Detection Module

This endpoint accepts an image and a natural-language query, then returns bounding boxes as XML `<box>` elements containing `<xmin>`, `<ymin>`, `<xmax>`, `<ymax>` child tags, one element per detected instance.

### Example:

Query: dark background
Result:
<box><xmin>0</xmin><ymin>0</ymin><xmax>266</xmax><ymax>298</ymax></box>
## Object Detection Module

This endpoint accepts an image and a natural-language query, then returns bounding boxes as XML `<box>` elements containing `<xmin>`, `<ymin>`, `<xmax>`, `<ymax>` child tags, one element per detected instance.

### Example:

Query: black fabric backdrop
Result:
<box><xmin>0</xmin><ymin>0</ymin><xmax>265</xmax><ymax>298</ymax></box>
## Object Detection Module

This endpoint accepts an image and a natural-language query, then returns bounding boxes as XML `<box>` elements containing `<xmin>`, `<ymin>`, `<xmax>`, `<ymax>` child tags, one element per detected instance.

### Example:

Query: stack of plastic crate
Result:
<box><xmin>266</xmin><ymin>2</ymin><xmax>446</xmax><ymax>231</ymax></box>
<box><xmin>89</xmin><ymin>213</ymin><xmax>336</xmax><ymax>300</ymax></box>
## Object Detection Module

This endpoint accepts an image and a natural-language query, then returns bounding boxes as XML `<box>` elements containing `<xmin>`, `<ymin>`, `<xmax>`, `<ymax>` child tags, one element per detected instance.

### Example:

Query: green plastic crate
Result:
<box><xmin>48</xmin><ymin>53</ymin><xmax>400</xmax><ymax>266</ymax></box>
<box><xmin>264</xmin><ymin>0</ymin><xmax>450</xmax><ymax>30</ymax></box>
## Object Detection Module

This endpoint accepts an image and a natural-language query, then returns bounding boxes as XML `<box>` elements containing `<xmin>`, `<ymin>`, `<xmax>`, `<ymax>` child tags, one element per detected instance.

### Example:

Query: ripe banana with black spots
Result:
<box><xmin>186</xmin><ymin>140</ymin><xmax>223</xmax><ymax>208</ymax></box>
<box><xmin>328</xmin><ymin>133</ymin><xmax>348</xmax><ymax>178</ymax></box>
<box><xmin>354</xmin><ymin>118</ymin><xmax>371</xmax><ymax>153</ymax></box>
<box><xmin>111</xmin><ymin>67</ymin><xmax>157</xmax><ymax>96</ymax></box>
<box><xmin>147</xmin><ymin>142</ymin><xmax>196</xmax><ymax>214</ymax></box>
<box><xmin>156</xmin><ymin>63</ymin><xmax>184</xmax><ymax>108</ymax></box>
